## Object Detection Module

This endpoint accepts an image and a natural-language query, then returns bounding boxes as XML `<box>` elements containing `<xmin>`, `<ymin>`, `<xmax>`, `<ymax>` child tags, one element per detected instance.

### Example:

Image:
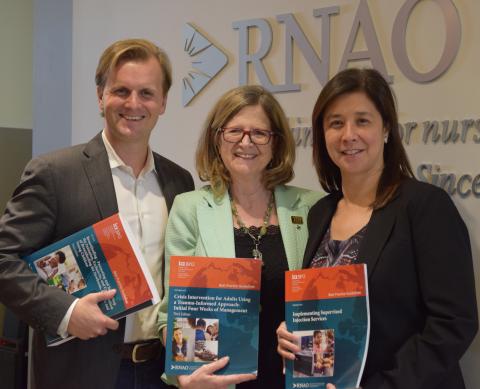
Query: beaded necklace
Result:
<box><xmin>230</xmin><ymin>192</ymin><xmax>275</xmax><ymax>260</ymax></box>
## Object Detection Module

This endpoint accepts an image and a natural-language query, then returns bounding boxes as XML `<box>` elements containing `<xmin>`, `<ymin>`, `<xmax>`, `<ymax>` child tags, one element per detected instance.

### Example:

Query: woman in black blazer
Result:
<box><xmin>277</xmin><ymin>68</ymin><xmax>478</xmax><ymax>389</ymax></box>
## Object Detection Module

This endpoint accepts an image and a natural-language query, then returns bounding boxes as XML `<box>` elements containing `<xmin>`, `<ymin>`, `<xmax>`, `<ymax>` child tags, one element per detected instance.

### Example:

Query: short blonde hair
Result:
<box><xmin>196</xmin><ymin>85</ymin><xmax>295</xmax><ymax>199</ymax></box>
<box><xmin>95</xmin><ymin>38</ymin><xmax>172</xmax><ymax>95</ymax></box>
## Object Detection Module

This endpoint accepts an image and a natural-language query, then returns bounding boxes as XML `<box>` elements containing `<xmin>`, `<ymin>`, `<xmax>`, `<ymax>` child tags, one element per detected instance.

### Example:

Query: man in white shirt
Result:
<box><xmin>0</xmin><ymin>38</ymin><xmax>194</xmax><ymax>389</ymax></box>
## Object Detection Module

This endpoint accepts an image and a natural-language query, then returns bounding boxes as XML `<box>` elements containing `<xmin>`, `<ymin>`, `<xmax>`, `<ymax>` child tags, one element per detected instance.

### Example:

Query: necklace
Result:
<box><xmin>230</xmin><ymin>192</ymin><xmax>275</xmax><ymax>260</ymax></box>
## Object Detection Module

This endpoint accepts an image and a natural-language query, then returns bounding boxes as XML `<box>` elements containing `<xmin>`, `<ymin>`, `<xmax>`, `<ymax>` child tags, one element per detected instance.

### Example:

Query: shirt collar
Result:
<box><xmin>101</xmin><ymin>130</ymin><xmax>156</xmax><ymax>177</ymax></box>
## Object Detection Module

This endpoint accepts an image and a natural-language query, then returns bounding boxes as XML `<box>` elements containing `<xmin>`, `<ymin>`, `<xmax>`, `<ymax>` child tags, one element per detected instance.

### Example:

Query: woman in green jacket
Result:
<box><xmin>158</xmin><ymin>85</ymin><xmax>322</xmax><ymax>389</ymax></box>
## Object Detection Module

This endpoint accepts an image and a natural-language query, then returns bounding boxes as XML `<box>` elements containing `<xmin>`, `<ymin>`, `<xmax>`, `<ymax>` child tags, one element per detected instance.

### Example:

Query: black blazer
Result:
<box><xmin>0</xmin><ymin>133</ymin><xmax>194</xmax><ymax>389</ymax></box>
<box><xmin>303</xmin><ymin>178</ymin><xmax>478</xmax><ymax>389</ymax></box>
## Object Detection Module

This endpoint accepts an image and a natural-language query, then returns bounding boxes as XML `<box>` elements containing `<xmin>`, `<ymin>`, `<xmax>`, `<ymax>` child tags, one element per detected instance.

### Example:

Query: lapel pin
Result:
<box><xmin>291</xmin><ymin>216</ymin><xmax>303</xmax><ymax>225</ymax></box>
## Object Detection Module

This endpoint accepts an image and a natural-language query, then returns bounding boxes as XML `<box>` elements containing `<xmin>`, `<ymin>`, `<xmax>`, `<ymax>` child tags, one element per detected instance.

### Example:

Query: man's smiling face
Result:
<box><xmin>98</xmin><ymin>56</ymin><xmax>167</xmax><ymax>146</ymax></box>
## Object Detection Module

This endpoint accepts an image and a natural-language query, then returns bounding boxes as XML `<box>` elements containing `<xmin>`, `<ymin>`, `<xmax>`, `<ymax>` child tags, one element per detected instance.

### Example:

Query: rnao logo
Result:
<box><xmin>182</xmin><ymin>24</ymin><xmax>228</xmax><ymax>106</ymax></box>
<box><xmin>182</xmin><ymin>1</ymin><xmax>461</xmax><ymax>106</ymax></box>
<box><xmin>293</xmin><ymin>383</ymin><xmax>311</xmax><ymax>388</ymax></box>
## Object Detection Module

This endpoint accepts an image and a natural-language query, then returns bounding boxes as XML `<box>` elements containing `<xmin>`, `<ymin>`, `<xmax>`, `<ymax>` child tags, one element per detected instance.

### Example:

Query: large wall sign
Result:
<box><xmin>230</xmin><ymin>0</ymin><xmax>461</xmax><ymax>92</ymax></box>
<box><xmin>183</xmin><ymin>0</ymin><xmax>461</xmax><ymax>105</ymax></box>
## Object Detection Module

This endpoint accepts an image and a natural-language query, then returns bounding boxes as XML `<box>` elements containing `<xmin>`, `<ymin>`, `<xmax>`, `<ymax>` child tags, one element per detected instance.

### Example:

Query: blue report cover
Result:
<box><xmin>165</xmin><ymin>256</ymin><xmax>262</xmax><ymax>375</ymax></box>
<box><xmin>285</xmin><ymin>264</ymin><xmax>370</xmax><ymax>389</ymax></box>
<box><xmin>23</xmin><ymin>213</ymin><xmax>159</xmax><ymax>345</ymax></box>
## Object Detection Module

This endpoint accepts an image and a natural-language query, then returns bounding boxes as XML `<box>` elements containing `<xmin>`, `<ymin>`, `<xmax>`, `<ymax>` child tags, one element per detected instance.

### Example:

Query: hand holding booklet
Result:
<box><xmin>164</xmin><ymin>256</ymin><xmax>262</xmax><ymax>376</ymax></box>
<box><xmin>23</xmin><ymin>213</ymin><xmax>160</xmax><ymax>346</ymax></box>
<box><xmin>285</xmin><ymin>264</ymin><xmax>370</xmax><ymax>389</ymax></box>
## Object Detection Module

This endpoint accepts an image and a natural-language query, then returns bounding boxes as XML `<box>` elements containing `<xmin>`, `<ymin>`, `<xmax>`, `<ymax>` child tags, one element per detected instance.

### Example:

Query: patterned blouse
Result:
<box><xmin>310</xmin><ymin>225</ymin><xmax>367</xmax><ymax>268</ymax></box>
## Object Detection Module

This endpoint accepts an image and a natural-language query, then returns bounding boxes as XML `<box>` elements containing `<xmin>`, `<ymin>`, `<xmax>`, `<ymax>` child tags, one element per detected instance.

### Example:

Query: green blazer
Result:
<box><xmin>158</xmin><ymin>184</ymin><xmax>323</xmax><ymax>330</ymax></box>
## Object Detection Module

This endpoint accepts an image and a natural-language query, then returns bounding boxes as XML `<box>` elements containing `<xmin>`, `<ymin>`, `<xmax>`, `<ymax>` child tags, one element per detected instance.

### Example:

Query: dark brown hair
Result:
<box><xmin>312</xmin><ymin>68</ymin><xmax>413</xmax><ymax>208</ymax></box>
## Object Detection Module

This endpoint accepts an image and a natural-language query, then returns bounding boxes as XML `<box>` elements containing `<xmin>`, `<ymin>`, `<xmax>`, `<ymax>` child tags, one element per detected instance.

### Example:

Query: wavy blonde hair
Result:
<box><xmin>196</xmin><ymin>85</ymin><xmax>295</xmax><ymax>199</ymax></box>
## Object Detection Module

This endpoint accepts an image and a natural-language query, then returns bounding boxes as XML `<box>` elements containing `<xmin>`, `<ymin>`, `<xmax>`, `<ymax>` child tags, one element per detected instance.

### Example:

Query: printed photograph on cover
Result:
<box><xmin>33</xmin><ymin>245</ymin><xmax>86</xmax><ymax>294</ymax></box>
<box><xmin>293</xmin><ymin>329</ymin><xmax>335</xmax><ymax>378</ymax></box>
<box><xmin>172</xmin><ymin>317</ymin><xmax>219</xmax><ymax>363</ymax></box>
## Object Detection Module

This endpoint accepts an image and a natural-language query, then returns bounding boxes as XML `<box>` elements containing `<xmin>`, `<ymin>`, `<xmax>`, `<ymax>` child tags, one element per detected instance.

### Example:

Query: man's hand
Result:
<box><xmin>177</xmin><ymin>356</ymin><xmax>256</xmax><ymax>389</ymax></box>
<box><xmin>67</xmin><ymin>289</ymin><xmax>119</xmax><ymax>339</ymax></box>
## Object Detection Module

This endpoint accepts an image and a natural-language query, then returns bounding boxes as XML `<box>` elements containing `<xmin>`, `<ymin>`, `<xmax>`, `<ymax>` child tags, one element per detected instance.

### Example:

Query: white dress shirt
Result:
<box><xmin>57</xmin><ymin>133</ymin><xmax>168</xmax><ymax>342</ymax></box>
<box><xmin>102</xmin><ymin>132</ymin><xmax>168</xmax><ymax>343</ymax></box>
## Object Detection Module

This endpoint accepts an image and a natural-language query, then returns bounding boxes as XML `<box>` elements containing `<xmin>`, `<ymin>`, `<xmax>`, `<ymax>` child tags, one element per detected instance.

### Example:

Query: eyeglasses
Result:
<box><xmin>219</xmin><ymin>127</ymin><xmax>274</xmax><ymax>145</ymax></box>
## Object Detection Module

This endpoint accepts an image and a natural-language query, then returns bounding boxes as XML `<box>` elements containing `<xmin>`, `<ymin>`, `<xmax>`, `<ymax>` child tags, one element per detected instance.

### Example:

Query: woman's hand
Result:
<box><xmin>177</xmin><ymin>356</ymin><xmax>256</xmax><ymax>389</ymax></box>
<box><xmin>276</xmin><ymin>321</ymin><xmax>300</xmax><ymax>360</ymax></box>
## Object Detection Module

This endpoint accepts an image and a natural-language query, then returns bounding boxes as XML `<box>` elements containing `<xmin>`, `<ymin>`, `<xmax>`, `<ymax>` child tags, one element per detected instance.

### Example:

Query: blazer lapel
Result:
<box><xmin>197</xmin><ymin>191</ymin><xmax>235</xmax><ymax>258</ymax></box>
<box><xmin>300</xmin><ymin>190</ymin><xmax>399</xmax><ymax>277</ymax></box>
<box><xmin>81</xmin><ymin>133</ymin><xmax>118</xmax><ymax>218</ymax></box>
<box><xmin>276</xmin><ymin>186</ymin><xmax>298</xmax><ymax>267</ymax></box>
<box><xmin>276</xmin><ymin>186</ymin><xmax>309</xmax><ymax>270</ymax></box>
<box><xmin>302</xmin><ymin>193</ymin><xmax>339</xmax><ymax>269</ymax></box>
<box><xmin>154</xmin><ymin>154</ymin><xmax>176</xmax><ymax>212</ymax></box>
<box><xmin>359</xmin><ymin>197</ymin><xmax>398</xmax><ymax>278</ymax></box>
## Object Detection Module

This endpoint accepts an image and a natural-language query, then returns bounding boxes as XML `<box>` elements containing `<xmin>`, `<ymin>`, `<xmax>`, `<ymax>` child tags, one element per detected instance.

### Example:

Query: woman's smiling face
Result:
<box><xmin>218</xmin><ymin>104</ymin><xmax>273</xmax><ymax>183</ymax></box>
<box><xmin>323</xmin><ymin>91</ymin><xmax>386</xmax><ymax>180</ymax></box>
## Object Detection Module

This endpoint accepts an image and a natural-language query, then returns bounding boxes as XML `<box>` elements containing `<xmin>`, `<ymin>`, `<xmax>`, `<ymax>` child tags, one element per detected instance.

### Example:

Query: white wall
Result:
<box><xmin>70</xmin><ymin>0</ymin><xmax>480</xmax><ymax>386</ymax></box>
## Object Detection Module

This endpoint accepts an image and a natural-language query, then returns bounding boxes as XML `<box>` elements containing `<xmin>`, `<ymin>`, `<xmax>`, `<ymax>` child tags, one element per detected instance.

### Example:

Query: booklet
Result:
<box><xmin>164</xmin><ymin>256</ymin><xmax>262</xmax><ymax>376</ymax></box>
<box><xmin>23</xmin><ymin>213</ymin><xmax>160</xmax><ymax>346</ymax></box>
<box><xmin>285</xmin><ymin>264</ymin><xmax>370</xmax><ymax>389</ymax></box>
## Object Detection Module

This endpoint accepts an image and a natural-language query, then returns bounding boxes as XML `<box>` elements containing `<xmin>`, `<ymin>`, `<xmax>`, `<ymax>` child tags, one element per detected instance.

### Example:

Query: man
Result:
<box><xmin>0</xmin><ymin>39</ymin><xmax>194</xmax><ymax>389</ymax></box>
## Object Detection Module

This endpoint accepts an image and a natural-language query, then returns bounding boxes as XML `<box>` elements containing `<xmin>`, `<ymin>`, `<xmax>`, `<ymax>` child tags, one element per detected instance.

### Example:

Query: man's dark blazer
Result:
<box><xmin>0</xmin><ymin>132</ymin><xmax>194</xmax><ymax>389</ymax></box>
<box><xmin>302</xmin><ymin>178</ymin><xmax>478</xmax><ymax>389</ymax></box>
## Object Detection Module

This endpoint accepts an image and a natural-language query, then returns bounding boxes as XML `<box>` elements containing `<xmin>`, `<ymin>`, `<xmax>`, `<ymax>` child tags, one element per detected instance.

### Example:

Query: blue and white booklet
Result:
<box><xmin>285</xmin><ymin>264</ymin><xmax>370</xmax><ymax>389</ymax></box>
<box><xmin>165</xmin><ymin>256</ymin><xmax>262</xmax><ymax>376</ymax></box>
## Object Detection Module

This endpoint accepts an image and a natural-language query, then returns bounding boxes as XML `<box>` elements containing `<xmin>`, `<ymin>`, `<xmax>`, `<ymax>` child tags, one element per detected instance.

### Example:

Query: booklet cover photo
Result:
<box><xmin>285</xmin><ymin>264</ymin><xmax>370</xmax><ymax>389</ymax></box>
<box><xmin>165</xmin><ymin>256</ymin><xmax>262</xmax><ymax>376</ymax></box>
<box><xmin>23</xmin><ymin>213</ymin><xmax>160</xmax><ymax>345</ymax></box>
